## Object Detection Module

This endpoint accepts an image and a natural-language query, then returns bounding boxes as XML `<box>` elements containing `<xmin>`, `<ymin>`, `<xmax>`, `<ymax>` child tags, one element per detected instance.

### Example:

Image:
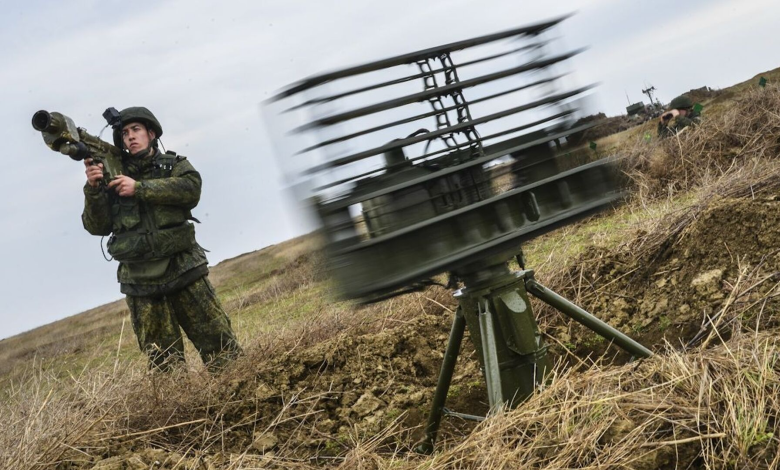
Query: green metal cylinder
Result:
<box><xmin>525</xmin><ymin>278</ymin><xmax>653</xmax><ymax>358</ymax></box>
<box><xmin>458</xmin><ymin>270</ymin><xmax>552</xmax><ymax>407</ymax></box>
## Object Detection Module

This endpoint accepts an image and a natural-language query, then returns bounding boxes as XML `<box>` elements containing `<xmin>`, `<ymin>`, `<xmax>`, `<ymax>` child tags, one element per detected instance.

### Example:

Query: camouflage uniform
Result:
<box><xmin>657</xmin><ymin>95</ymin><xmax>701</xmax><ymax>137</ymax></box>
<box><xmin>657</xmin><ymin>111</ymin><xmax>701</xmax><ymax>137</ymax></box>
<box><xmin>82</xmin><ymin>144</ymin><xmax>241</xmax><ymax>371</ymax></box>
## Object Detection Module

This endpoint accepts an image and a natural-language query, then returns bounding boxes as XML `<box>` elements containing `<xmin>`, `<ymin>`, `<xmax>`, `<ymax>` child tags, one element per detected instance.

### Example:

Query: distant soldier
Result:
<box><xmin>657</xmin><ymin>95</ymin><xmax>701</xmax><ymax>137</ymax></box>
<box><xmin>82</xmin><ymin>107</ymin><xmax>242</xmax><ymax>371</ymax></box>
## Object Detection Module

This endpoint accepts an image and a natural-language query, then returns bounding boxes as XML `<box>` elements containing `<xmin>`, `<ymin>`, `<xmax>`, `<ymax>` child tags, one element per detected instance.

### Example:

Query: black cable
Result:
<box><xmin>100</xmin><ymin>236</ymin><xmax>113</xmax><ymax>262</ymax></box>
<box><xmin>97</xmin><ymin>123</ymin><xmax>110</xmax><ymax>140</ymax></box>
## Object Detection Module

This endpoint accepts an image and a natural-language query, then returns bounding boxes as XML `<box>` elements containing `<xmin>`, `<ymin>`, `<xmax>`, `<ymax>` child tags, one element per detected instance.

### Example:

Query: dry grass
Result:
<box><xmin>5</xmin><ymin>75</ymin><xmax>780</xmax><ymax>469</ymax></box>
<box><xmin>622</xmin><ymin>85</ymin><xmax>780</xmax><ymax>199</ymax></box>
<box><xmin>0</xmin><ymin>243</ymin><xmax>455</xmax><ymax>468</ymax></box>
<box><xmin>425</xmin><ymin>330</ymin><xmax>780</xmax><ymax>469</ymax></box>
<box><xmin>6</xmin><ymin>321</ymin><xmax>780</xmax><ymax>469</ymax></box>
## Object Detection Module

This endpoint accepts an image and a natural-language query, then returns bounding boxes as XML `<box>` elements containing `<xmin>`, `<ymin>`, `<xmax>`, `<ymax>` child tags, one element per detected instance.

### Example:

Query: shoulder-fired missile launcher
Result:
<box><xmin>32</xmin><ymin>110</ymin><xmax>125</xmax><ymax>185</ymax></box>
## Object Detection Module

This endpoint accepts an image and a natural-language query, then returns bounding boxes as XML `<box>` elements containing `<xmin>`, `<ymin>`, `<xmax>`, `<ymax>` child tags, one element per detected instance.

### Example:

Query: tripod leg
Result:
<box><xmin>525</xmin><ymin>279</ymin><xmax>653</xmax><ymax>358</ymax></box>
<box><xmin>415</xmin><ymin>307</ymin><xmax>467</xmax><ymax>454</ymax></box>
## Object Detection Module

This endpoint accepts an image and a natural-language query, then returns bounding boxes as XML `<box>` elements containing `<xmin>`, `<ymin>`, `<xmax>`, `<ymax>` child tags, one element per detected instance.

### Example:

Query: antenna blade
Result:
<box><xmin>295</xmin><ymin>50</ymin><xmax>586</xmax><ymax>131</ymax></box>
<box><xmin>306</xmin><ymin>85</ymin><xmax>594</xmax><ymax>174</ymax></box>
<box><xmin>299</xmin><ymin>74</ymin><xmax>567</xmax><ymax>153</ymax></box>
<box><xmin>271</xmin><ymin>15</ymin><xmax>571</xmax><ymax>100</ymax></box>
<box><xmin>286</xmin><ymin>40</ymin><xmax>557</xmax><ymax>111</ymax></box>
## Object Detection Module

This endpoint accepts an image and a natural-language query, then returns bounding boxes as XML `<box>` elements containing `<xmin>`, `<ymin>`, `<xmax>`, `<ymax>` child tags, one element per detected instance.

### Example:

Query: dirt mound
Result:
<box><xmin>86</xmin><ymin>303</ymin><xmax>486</xmax><ymax>467</ymax></box>
<box><xmin>545</xmin><ymin>197</ymin><xmax>780</xmax><ymax>357</ymax></box>
<box><xmin>682</xmin><ymin>85</ymin><xmax>723</xmax><ymax>104</ymax></box>
<box><xmin>233</xmin><ymin>310</ymin><xmax>484</xmax><ymax>448</ymax></box>
<box><xmin>568</xmin><ymin>113</ymin><xmax>639</xmax><ymax>145</ymax></box>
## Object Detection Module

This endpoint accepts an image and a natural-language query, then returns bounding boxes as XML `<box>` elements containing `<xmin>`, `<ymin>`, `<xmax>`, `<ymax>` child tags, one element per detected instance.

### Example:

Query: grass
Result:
<box><xmin>522</xmin><ymin>191</ymin><xmax>697</xmax><ymax>277</ymax></box>
<box><xmin>4</xmin><ymin>73</ymin><xmax>780</xmax><ymax>469</ymax></box>
<box><xmin>0</xmin><ymin>234</ymin><xmax>322</xmax><ymax>385</ymax></box>
<box><xmin>420</xmin><ymin>332</ymin><xmax>780</xmax><ymax>469</ymax></box>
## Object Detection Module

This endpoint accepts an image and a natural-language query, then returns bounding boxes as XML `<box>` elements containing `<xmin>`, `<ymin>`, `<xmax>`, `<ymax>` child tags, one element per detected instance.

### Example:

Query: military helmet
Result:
<box><xmin>669</xmin><ymin>95</ymin><xmax>693</xmax><ymax>110</ymax></box>
<box><xmin>112</xmin><ymin>106</ymin><xmax>163</xmax><ymax>149</ymax></box>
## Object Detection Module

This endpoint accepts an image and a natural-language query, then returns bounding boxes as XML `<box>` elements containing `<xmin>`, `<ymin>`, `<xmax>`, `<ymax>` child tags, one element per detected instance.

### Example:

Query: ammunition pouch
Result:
<box><xmin>107</xmin><ymin>222</ymin><xmax>196</xmax><ymax>262</ymax></box>
<box><xmin>123</xmin><ymin>258</ymin><xmax>171</xmax><ymax>281</ymax></box>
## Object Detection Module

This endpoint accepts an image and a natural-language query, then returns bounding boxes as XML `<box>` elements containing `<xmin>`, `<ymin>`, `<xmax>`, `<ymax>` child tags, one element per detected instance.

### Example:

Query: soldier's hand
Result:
<box><xmin>108</xmin><ymin>175</ymin><xmax>137</xmax><ymax>197</ymax></box>
<box><xmin>660</xmin><ymin>109</ymin><xmax>680</xmax><ymax>122</ymax></box>
<box><xmin>84</xmin><ymin>158</ymin><xmax>104</xmax><ymax>188</ymax></box>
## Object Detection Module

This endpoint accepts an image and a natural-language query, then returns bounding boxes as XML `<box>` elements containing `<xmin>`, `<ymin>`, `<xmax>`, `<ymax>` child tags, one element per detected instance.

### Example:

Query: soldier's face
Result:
<box><xmin>122</xmin><ymin>122</ymin><xmax>156</xmax><ymax>156</ymax></box>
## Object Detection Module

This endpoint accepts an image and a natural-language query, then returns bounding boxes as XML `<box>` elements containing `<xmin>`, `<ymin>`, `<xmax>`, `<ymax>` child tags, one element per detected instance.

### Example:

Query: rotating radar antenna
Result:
<box><xmin>266</xmin><ymin>15</ymin><xmax>651</xmax><ymax>453</ymax></box>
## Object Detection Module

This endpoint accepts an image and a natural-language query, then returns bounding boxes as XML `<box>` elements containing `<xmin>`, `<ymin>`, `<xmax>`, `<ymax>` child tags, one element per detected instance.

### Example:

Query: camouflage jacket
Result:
<box><xmin>657</xmin><ymin>110</ymin><xmax>701</xmax><ymax>137</ymax></box>
<box><xmin>82</xmin><ymin>149</ymin><xmax>209</xmax><ymax>296</ymax></box>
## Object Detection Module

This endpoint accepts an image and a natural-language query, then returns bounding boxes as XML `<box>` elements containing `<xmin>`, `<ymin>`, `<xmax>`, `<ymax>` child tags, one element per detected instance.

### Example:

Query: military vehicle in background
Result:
<box><xmin>563</xmin><ymin>85</ymin><xmax>661</xmax><ymax>148</ymax></box>
<box><xmin>624</xmin><ymin>84</ymin><xmax>664</xmax><ymax>121</ymax></box>
<box><xmin>625</xmin><ymin>101</ymin><xmax>646</xmax><ymax>117</ymax></box>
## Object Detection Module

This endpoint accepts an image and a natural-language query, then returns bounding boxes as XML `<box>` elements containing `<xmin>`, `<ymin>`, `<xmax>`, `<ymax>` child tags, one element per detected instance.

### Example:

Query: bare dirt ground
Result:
<box><xmin>543</xmin><ymin>197</ymin><xmax>780</xmax><ymax>360</ymax></box>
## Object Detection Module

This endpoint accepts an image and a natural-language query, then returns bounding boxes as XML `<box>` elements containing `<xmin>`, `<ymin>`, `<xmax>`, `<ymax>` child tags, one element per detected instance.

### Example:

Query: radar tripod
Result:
<box><xmin>415</xmin><ymin>255</ymin><xmax>652</xmax><ymax>454</ymax></box>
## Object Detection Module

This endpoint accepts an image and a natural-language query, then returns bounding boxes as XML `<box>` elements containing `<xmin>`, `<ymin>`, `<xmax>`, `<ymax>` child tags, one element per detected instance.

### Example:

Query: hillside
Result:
<box><xmin>3</xmin><ymin>70</ymin><xmax>780</xmax><ymax>469</ymax></box>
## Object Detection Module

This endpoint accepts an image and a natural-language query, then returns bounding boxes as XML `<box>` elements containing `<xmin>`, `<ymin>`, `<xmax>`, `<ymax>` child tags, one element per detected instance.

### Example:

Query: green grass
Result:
<box><xmin>521</xmin><ymin>192</ymin><xmax>698</xmax><ymax>276</ymax></box>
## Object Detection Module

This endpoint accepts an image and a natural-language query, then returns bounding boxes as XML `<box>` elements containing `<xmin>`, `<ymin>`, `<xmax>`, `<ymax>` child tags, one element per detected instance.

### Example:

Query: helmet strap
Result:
<box><xmin>148</xmin><ymin>128</ymin><xmax>160</xmax><ymax>151</ymax></box>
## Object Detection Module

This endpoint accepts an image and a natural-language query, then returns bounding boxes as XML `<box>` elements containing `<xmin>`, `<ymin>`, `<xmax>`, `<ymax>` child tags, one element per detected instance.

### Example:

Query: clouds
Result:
<box><xmin>568</xmin><ymin>0</ymin><xmax>780</xmax><ymax>112</ymax></box>
<box><xmin>593</xmin><ymin>0</ymin><xmax>771</xmax><ymax>74</ymax></box>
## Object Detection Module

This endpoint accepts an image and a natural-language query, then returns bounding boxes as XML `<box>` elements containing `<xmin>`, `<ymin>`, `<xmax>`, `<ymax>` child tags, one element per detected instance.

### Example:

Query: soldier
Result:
<box><xmin>82</xmin><ymin>107</ymin><xmax>241</xmax><ymax>371</ymax></box>
<box><xmin>657</xmin><ymin>95</ymin><xmax>701</xmax><ymax>137</ymax></box>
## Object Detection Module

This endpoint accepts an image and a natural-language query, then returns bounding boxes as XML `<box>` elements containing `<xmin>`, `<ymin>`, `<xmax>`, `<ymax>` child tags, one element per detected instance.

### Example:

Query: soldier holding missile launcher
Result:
<box><xmin>33</xmin><ymin>108</ymin><xmax>241</xmax><ymax>371</ymax></box>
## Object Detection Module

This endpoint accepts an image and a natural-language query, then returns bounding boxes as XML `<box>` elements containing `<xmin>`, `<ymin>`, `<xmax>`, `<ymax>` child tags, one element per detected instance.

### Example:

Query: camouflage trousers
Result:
<box><xmin>125</xmin><ymin>276</ymin><xmax>242</xmax><ymax>371</ymax></box>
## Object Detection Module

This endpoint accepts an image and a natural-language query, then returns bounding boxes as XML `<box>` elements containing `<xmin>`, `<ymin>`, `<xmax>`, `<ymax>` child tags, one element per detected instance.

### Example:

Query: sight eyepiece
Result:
<box><xmin>102</xmin><ymin>107</ymin><xmax>121</xmax><ymax>128</ymax></box>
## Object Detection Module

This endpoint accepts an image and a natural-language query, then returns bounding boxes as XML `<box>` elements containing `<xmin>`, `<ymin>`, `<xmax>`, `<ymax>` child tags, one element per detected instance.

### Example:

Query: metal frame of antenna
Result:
<box><xmin>268</xmin><ymin>16</ymin><xmax>652</xmax><ymax>453</ymax></box>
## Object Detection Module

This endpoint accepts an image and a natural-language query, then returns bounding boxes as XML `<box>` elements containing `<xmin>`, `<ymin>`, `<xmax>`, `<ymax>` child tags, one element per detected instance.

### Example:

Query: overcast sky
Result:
<box><xmin>1</xmin><ymin>0</ymin><xmax>778</xmax><ymax>340</ymax></box>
